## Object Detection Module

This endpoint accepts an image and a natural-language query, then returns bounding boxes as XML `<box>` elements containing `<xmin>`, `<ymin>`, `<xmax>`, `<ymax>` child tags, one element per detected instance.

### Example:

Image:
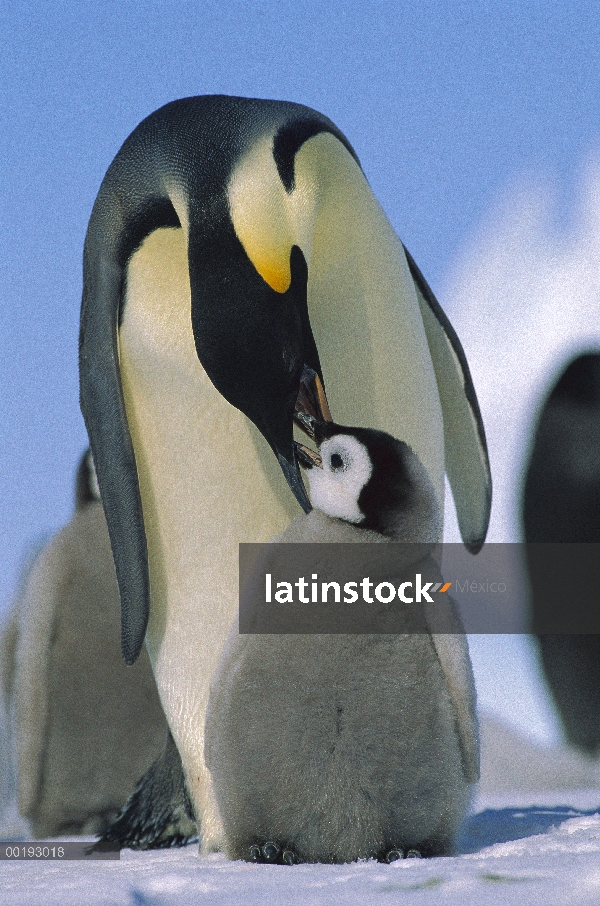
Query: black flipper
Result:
<box><xmin>93</xmin><ymin>731</ymin><xmax>197</xmax><ymax>850</ymax></box>
<box><xmin>404</xmin><ymin>245</ymin><xmax>491</xmax><ymax>553</ymax></box>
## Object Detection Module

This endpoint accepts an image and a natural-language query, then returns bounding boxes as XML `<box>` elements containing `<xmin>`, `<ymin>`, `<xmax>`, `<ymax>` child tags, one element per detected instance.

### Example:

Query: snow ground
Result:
<box><xmin>3</xmin><ymin>794</ymin><xmax>600</xmax><ymax>906</ymax></box>
<box><xmin>2</xmin><ymin>717</ymin><xmax>600</xmax><ymax>906</ymax></box>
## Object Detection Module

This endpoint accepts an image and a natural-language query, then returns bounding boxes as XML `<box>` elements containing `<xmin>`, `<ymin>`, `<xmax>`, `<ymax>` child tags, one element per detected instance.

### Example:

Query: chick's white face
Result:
<box><xmin>306</xmin><ymin>434</ymin><xmax>372</xmax><ymax>523</ymax></box>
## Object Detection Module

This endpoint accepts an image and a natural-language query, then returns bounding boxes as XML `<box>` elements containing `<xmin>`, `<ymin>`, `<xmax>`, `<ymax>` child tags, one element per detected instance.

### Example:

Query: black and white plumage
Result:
<box><xmin>302</xmin><ymin>421</ymin><xmax>442</xmax><ymax>542</ymax></box>
<box><xmin>204</xmin><ymin>424</ymin><xmax>479</xmax><ymax>863</ymax></box>
<box><xmin>79</xmin><ymin>96</ymin><xmax>490</xmax><ymax>850</ymax></box>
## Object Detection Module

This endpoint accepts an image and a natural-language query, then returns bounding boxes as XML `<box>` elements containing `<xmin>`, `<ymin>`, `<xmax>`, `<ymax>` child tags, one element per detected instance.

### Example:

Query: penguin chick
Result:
<box><xmin>302</xmin><ymin>421</ymin><xmax>442</xmax><ymax>542</ymax></box>
<box><xmin>3</xmin><ymin>449</ymin><xmax>170</xmax><ymax>838</ymax></box>
<box><xmin>205</xmin><ymin>425</ymin><xmax>478</xmax><ymax>864</ymax></box>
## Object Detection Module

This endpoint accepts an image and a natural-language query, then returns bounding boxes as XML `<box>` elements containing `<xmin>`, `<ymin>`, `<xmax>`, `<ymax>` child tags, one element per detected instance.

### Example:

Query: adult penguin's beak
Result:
<box><xmin>275</xmin><ymin>450</ymin><xmax>312</xmax><ymax>512</ymax></box>
<box><xmin>264</xmin><ymin>367</ymin><xmax>330</xmax><ymax>511</ymax></box>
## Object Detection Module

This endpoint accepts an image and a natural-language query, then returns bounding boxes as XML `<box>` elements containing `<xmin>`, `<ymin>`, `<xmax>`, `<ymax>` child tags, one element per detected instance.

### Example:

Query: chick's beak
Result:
<box><xmin>295</xmin><ymin>443</ymin><xmax>323</xmax><ymax>469</ymax></box>
<box><xmin>294</xmin><ymin>366</ymin><xmax>332</xmax><ymax>438</ymax></box>
<box><xmin>292</xmin><ymin>366</ymin><xmax>332</xmax><ymax>472</ymax></box>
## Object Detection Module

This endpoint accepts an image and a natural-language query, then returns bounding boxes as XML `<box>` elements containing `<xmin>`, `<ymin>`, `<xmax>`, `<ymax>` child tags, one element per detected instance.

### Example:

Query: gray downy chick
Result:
<box><xmin>205</xmin><ymin>423</ymin><xmax>479</xmax><ymax>864</ymax></box>
<box><xmin>1</xmin><ymin>449</ymin><xmax>169</xmax><ymax>838</ymax></box>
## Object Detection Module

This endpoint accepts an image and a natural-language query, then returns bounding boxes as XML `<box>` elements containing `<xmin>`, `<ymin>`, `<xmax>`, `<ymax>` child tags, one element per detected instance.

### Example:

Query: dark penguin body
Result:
<box><xmin>80</xmin><ymin>96</ymin><xmax>490</xmax><ymax>850</ymax></box>
<box><xmin>523</xmin><ymin>352</ymin><xmax>600</xmax><ymax>754</ymax></box>
<box><xmin>205</xmin><ymin>426</ymin><xmax>478</xmax><ymax>863</ymax></box>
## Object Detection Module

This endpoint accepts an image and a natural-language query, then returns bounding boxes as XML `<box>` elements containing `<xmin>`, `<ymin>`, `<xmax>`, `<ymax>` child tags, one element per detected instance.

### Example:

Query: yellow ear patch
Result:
<box><xmin>256</xmin><ymin>261</ymin><xmax>291</xmax><ymax>295</ymax></box>
<box><xmin>227</xmin><ymin>136</ymin><xmax>316</xmax><ymax>293</ymax></box>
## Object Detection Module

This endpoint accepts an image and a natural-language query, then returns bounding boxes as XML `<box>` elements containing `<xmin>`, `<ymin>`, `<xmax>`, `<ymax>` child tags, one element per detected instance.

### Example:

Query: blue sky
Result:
<box><xmin>2</xmin><ymin>0</ymin><xmax>600</xmax><ymax>624</ymax></box>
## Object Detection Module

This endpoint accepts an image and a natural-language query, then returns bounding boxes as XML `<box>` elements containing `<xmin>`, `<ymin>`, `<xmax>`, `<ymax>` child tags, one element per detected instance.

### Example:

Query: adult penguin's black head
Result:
<box><xmin>188</xmin><ymin>239</ymin><xmax>319</xmax><ymax>513</ymax></box>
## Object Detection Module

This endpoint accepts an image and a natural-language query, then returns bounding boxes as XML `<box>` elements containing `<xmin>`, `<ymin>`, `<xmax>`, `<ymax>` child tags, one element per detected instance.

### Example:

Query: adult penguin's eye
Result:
<box><xmin>330</xmin><ymin>453</ymin><xmax>344</xmax><ymax>471</ymax></box>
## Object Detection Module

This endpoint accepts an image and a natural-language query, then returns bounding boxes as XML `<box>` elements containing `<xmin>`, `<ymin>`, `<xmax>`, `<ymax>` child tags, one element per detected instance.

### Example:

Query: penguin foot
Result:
<box><xmin>381</xmin><ymin>847</ymin><xmax>423</xmax><ymax>863</ymax></box>
<box><xmin>92</xmin><ymin>731</ymin><xmax>197</xmax><ymax>851</ymax></box>
<box><xmin>249</xmin><ymin>842</ymin><xmax>299</xmax><ymax>865</ymax></box>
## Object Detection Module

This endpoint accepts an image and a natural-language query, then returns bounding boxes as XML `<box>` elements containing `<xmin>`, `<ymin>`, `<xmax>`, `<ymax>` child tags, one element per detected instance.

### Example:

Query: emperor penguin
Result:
<box><xmin>79</xmin><ymin>96</ymin><xmax>491</xmax><ymax>850</ymax></box>
<box><xmin>2</xmin><ymin>450</ymin><xmax>168</xmax><ymax>837</ymax></box>
<box><xmin>204</xmin><ymin>420</ymin><xmax>479</xmax><ymax>863</ymax></box>
<box><xmin>523</xmin><ymin>352</ymin><xmax>600</xmax><ymax>754</ymax></box>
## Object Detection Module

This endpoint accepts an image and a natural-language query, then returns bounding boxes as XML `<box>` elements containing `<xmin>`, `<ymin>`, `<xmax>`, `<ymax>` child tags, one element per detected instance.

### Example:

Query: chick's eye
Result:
<box><xmin>330</xmin><ymin>452</ymin><xmax>345</xmax><ymax>471</ymax></box>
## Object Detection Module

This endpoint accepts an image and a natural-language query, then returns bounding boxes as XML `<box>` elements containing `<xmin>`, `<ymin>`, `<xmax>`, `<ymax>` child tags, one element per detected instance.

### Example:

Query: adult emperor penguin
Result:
<box><xmin>80</xmin><ymin>96</ymin><xmax>490</xmax><ymax>850</ymax></box>
<box><xmin>523</xmin><ymin>352</ymin><xmax>600</xmax><ymax>754</ymax></box>
<box><xmin>1</xmin><ymin>450</ymin><xmax>168</xmax><ymax>837</ymax></box>
<box><xmin>204</xmin><ymin>421</ymin><xmax>479</xmax><ymax>863</ymax></box>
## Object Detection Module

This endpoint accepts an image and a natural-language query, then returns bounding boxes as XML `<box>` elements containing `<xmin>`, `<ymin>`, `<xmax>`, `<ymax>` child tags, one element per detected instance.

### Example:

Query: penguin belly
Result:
<box><xmin>205</xmin><ymin>632</ymin><xmax>469</xmax><ymax>862</ymax></box>
<box><xmin>119</xmin><ymin>227</ymin><xmax>299</xmax><ymax>845</ymax></box>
